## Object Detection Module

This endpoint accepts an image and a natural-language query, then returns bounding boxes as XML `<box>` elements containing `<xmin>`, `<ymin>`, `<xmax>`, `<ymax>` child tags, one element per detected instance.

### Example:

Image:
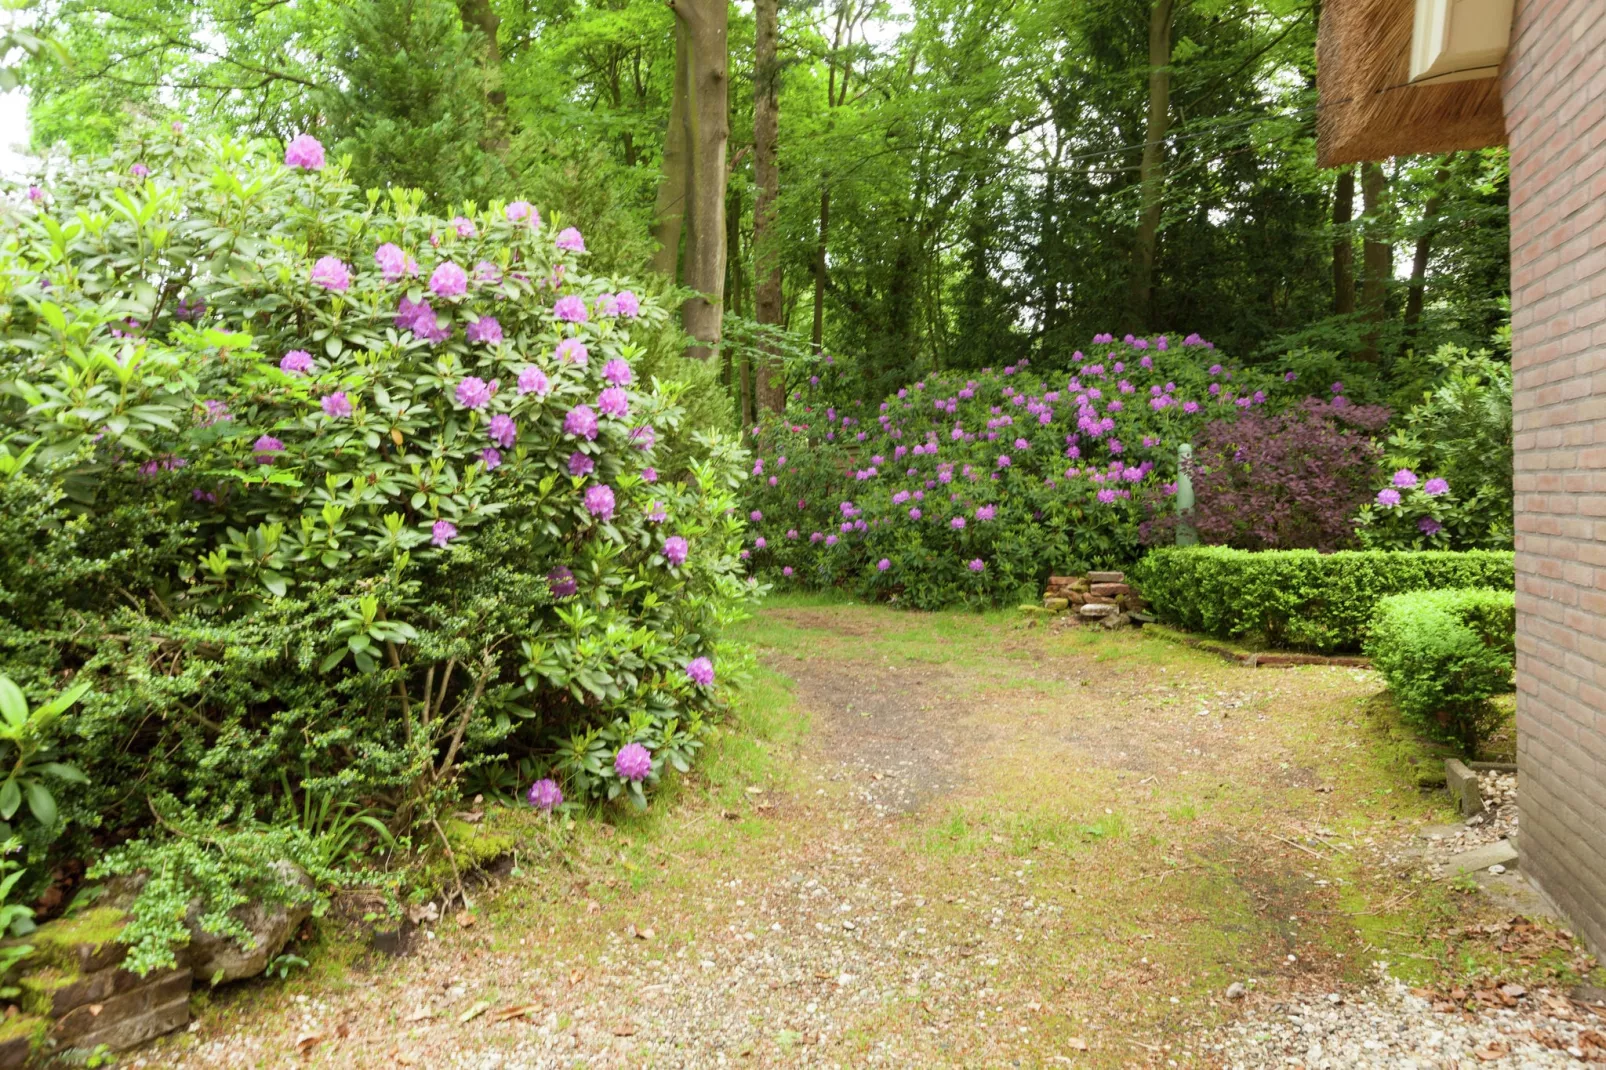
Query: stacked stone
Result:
<box><xmin>1039</xmin><ymin>571</ymin><xmax>1140</xmax><ymax>627</ymax></box>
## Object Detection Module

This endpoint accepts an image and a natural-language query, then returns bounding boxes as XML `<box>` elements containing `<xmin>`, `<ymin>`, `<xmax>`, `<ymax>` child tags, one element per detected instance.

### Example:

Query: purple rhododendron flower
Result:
<box><xmin>1392</xmin><ymin>468</ymin><xmax>1418</xmax><ymax>489</ymax></box>
<box><xmin>976</xmin><ymin>504</ymin><xmax>995</xmax><ymax>521</ymax></box>
<box><xmin>564</xmin><ymin>404</ymin><xmax>599</xmax><ymax>440</ymax></box>
<box><xmin>456</xmin><ymin>376</ymin><xmax>493</xmax><ymax>410</ymax></box>
<box><xmin>130</xmin><ymin>163</ymin><xmax>150</xmax><ymax>178</ymax></box>
<box><xmin>547</xmin><ymin>566</ymin><xmax>578</xmax><ymax>598</ymax></box>
<box><xmin>641</xmin><ymin>466</ymin><xmax>658</xmax><ymax>482</ymax></box>
<box><xmin>431</xmin><ymin>520</ymin><xmax>457</xmax><ymax>547</ymax></box>
<box><xmin>783</xmin><ymin>566</ymin><xmax>794</xmax><ymax>577</ymax></box>
<box><xmin>603</xmin><ymin>358</ymin><xmax>633</xmax><ymax>386</ymax></box>
<box><xmin>488</xmin><ymin>413</ymin><xmax>517</xmax><ymax>448</ymax></box>
<box><xmin>755</xmin><ymin>537</ymin><xmax>767</xmax><ymax>549</ymax></box>
<box><xmin>506</xmin><ymin>200</ymin><xmax>534</xmax><ymax>223</ymax></box>
<box><xmin>648</xmin><ymin>501</ymin><xmax>668</xmax><ymax>523</ymax></box>
<box><xmin>310</xmin><ymin>256</ymin><xmax>351</xmax><ymax>292</ymax></box>
<box><xmin>284</xmin><ymin>134</ymin><xmax>325</xmax><ymax>170</ymax></box>
<box><xmin>556</xmin><ymin>338</ymin><xmax>589</xmax><ymax>365</ymax></box>
<box><xmin>584</xmin><ymin>483</ymin><xmax>616</xmax><ymax>520</ymax></box>
<box><xmin>466</xmin><ymin>315</ymin><xmax>503</xmax><ymax>344</ymax></box>
<box><xmin>280</xmin><ymin>350</ymin><xmax>314</xmax><ymax>375</ymax></box>
<box><xmin>253</xmin><ymin>435</ymin><xmax>285</xmax><ymax>463</ymax></box>
<box><xmin>321</xmin><ymin>391</ymin><xmax>353</xmax><ymax>418</ymax></box>
<box><xmin>685</xmin><ymin>657</ymin><xmax>715</xmax><ymax>687</ymax></box>
<box><xmin>967</xmin><ymin>558</ymin><xmax>985</xmax><ymax>572</ymax></box>
<box><xmin>553</xmin><ymin>295</ymin><xmax>588</xmax><ymax>322</ymax></box>
<box><xmin>1424</xmin><ymin>477</ymin><xmax>1450</xmax><ymax>497</ymax></box>
<box><xmin>374</xmin><ymin>243</ymin><xmax>415</xmax><ymax>281</ymax></box>
<box><xmin>452</xmin><ymin>215</ymin><xmax>477</xmax><ymax>238</ymax></box>
<box><xmin>1418</xmin><ymin>516</ymin><xmax>1443</xmax><ymax>535</ymax></box>
<box><xmin>567</xmin><ymin>452</ymin><xmax>594</xmax><ymax>477</ymax></box>
<box><xmin>615</xmin><ymin>742</ymin><xmax>652</xmax><ymax>781</ymax></box>
<box><xmin>598</xmin><ymin>386</ymin><xmax>629</xmax><ymax>418</ymax></box>
<box><xmin>517</xmin><ymin>366</ymin><xmax>550</xmax><ymax>396</ymax></box>
<box><xmin>616</xmin><ymin>291</ymin><xmax>640</xmax><ymax>317</ymax></box>
<box><xmin>481</xmin><ymin>447</ymin><xmax>502</xmax><ymax>470</ymax></box>
<box><xmin>474</xmin><ymin>260</ymin><xmax>501</xmax><ymax>286</ymax></box>
<box><xmin>1376</xmin><ymin>488</ymin><xmax>1402</xmax><ymax>507</ymax></box>
<box><xmin>526</xmin><ymin>778</ymin><xmax>562</xmax><ymax>810</ymax></box>
<box><xmin>664</xmin><ymin>536</ymin><xmax>689</xmax><ymax>566</ymax></box>
<box><xmin>556</xmin><ymin>227</ymin><xmax>586</xmax><ymax>252</ymax></box>
<box><xmin>950</xmin><ymin>516</ymin><xmax>966</xmax><ymax>530</ymax></box>
<box><xmin>429</xmin><ymin>261</ymin><xmax>468</xmax><ymax>297</ymax></box>
<box><xmin>877</xmin><ymin>558</ymin><xmax>891</xmax><ymax>572</ymax></box>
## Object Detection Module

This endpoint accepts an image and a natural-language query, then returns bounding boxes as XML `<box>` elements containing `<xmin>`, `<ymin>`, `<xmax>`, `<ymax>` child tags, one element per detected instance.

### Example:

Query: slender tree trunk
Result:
<box><xmin>1358</xmin><ymin>160</ymin><xmax>1392</xmax><ymax>363</ymax></box>
<box><xmin>752</xmin><ymin>0</ymin><xmax>786</xmax><ymax>412</ymax></box>
<box><xmin>1129</xmin><ymin>0</ymin><xmax>1175</xmax><ymax>332</ymax></box>
<box><xmin>457</xmin><ymin>0</ymin><xmax>508</xmax><ymax>157</ymax></box>
<box><xmin>1332</xmin><ymin>167</ymin><xmax>1355</xmax><ymax>315</ymax></box>
<box><xmin>812</xmin><ymin>187</ymin><xmax>830</xmax><ymax>353</ymax></box>
<box><xmin>1403</xmin><ymin>161</ymin><xmax>1452</xmax><ymax>354</ymax></box>
<box><xmin>651</xmin><ymin>20</ymin><xmax>691</xmax><ymax>281</ymax></box>
<box><xmin>674</xmin><ymin>0</ymin><xmax>730</xmax><ymax>361</ymax></box>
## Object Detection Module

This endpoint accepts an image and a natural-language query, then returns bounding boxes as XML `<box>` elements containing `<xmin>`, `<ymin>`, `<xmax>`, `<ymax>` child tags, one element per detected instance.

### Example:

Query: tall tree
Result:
<box><xmin>752</xmin><ymin>0</ymin><xmax>787</xmax><ymax>411</ymax></box>
<box><xmin>1403</xmin><ymin>157</ymin><xmax>1453</xmax><ymax>353</ymax></box>
<box><xmin>1358</xmin><ymin>159</ymin><xmax>1393</xmax><ymax>363</ymax></box>
<box><xmin>1331</xmin><ymin>166</ymin><xmax>1355</xmax><ymax>315</ymax></box>
<box><xmin>1129</xmin><ymin>0</ymin><xmax>1176</xmax><ymax>331</ymax></box>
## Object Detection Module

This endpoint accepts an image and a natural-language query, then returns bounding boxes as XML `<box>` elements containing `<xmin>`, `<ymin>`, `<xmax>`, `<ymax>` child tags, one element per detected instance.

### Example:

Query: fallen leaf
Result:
<box><xmin>1066</xmin><ymin>1036</ymin><xmax>1089</xmax><ymax>1050</ymax></box>
<box><xmin>570</xmin><ymin>968</ymin><xmax>585</xmax><ymax>984</ymax></box>
<box><xmin>294</xmin><ymin>1031</ymin><xmax>324</xmax><ymax>1056</ymax></box>
<box><xmin>1473</xmin><ymin>1040</ymin><xmax>1509</xmax><ymax>1061</ymax></box>
<box><xmin>87</xmin><ymin>1004</ymin><xmax>103</xmax><ymax>1017</ymax></box>
<box><xmin>458</xmin><ymin>1000</ymin><xmax>491</xmax><ymax>1023</ymax></box>
<box><xmin>489</xmin><ymin>1003</ymin><xmax>541</xmax><ymax>1023</ymax></box>
<box><xmin>585</xmin><ymin>899</ymin><xmax>601</xmax><ymax>914</ymax></box>
<box><xmin>391</xmin><ymin>1050</ymin><xmax>418</xmax><ymax>1066</ymax></box>
<box><xmin>611</xmin><ymin>1023</ymin><xmax>638</xmax><ymax>1037</ymax></box>
<box><xmin>453</xmin><ymin>809</ymin><xmax>484</xmax><ymax>823</ymax></box>
<box><xmin>456</xmin><ymin>912</ymin><xmax>478</xmax><ymax>929</ymax></box>
<box><xmin>1581</xmin><ymin>1029</ymin><xmax>1606</xmax><ymax>1050</ymax></box>
<box><xmin>745</xmin><ymin>786</ymin><xmax>765</xmax><ymax>795</ymax></box>
<box><xmin>336</xmin><ymin>1020</ymin><xmax>351</xmax><ymax>1039</ymax></box>
<box><xmin>403</xmin><ymin>1008</ymin><xmax>434</xmax><ymax>1023</ymax></box>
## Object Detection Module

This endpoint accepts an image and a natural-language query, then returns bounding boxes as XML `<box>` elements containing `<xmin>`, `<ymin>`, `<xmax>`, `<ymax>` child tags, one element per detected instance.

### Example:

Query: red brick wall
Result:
<box><xmin>1505</xmin><ymin>0</ymin><xmax>1606</xmax><ymax>953</ymax></box>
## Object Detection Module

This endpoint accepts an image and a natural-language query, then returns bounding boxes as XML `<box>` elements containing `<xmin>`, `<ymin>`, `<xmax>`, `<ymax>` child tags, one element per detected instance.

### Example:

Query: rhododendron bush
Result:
<box><xmin>0</xmin><ymin>130</ymin><xmax>752</xmax><ymax>953</ymax></box>
<box><xmin>743</xmin><ymin>335</ymin><xmax>1287</xmax><ymax>609</ymax></box>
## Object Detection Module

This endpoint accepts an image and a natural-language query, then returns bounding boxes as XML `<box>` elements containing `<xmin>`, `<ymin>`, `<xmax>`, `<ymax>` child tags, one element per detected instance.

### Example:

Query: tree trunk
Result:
<box><xmin>674</xmin><ymin>0</ymin><xmax>730</xmax><ymax>361</ymax></box>
<box><xmin>457</xmin><ymin>0</ymin><xmax>509</xmax><ymax>156</ymax></box>
<box><xmin>1358</xmin><ymin>160</ymin><xmax>1392</xmax><ymax>363</ymax></box>
<box><xmin>1402</xmin><ymin>160</ymin><xmax>1452</xmax><ymax>354</ymax></box>
<box><xmin>812</xmin><ymin>186</ymin><xmax>829</xmax><ymax>353</ymax></box>
<box><xmin>651</xmin><ymin>19</ymin><xmax>691</xmax><ymax>281</ymax></box>
<box><xmin>1128</xmin><ymin>0</ymin><xmax>1175</xmax><ymax>332</ymax></box>
<box><xmin>1331</xmin><ymin>166</ymin><xmax>1355</xmax><ymax>315</ymax></box>
<box><xmin>751</xmin><ymin>0</ymin><xmax>786</xmax><ymax>413</ymax></box>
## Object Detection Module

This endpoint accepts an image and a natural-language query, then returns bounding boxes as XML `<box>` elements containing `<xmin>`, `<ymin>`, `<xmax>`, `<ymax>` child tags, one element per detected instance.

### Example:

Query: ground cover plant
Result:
<box><xmin>741</xmin><ymin>334</ymin><xmax>1323</xmax><ymax>608</ymax></box>
<box><xmin>1365</xmin><ymin>587</ymin><xmax>1516</xmax><ymax>754</ymax></box>
<box><xmin>0</xmin><ymin>128</ymin><xmax>754</xmax><ymax>971</ymax></box>
<box><xmin>1135</xmin><ymin>546</ymin><xmax>1515</xmax><ymax>652</ymax></box>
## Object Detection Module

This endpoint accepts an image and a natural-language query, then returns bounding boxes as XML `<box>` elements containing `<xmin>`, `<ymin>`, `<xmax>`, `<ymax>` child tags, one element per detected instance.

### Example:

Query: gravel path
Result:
<box><xmin>138</xmin><ymin>609</ymin><xmax>1599</xmax><ymax>1069</ymax></box>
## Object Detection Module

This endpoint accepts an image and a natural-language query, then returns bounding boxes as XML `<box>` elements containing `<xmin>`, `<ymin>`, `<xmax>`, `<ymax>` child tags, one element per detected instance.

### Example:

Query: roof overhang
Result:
<box><xmin>1316</xmin><ymin>0</ymin><xmax>1510</xmax><ymax>167</ymax></box>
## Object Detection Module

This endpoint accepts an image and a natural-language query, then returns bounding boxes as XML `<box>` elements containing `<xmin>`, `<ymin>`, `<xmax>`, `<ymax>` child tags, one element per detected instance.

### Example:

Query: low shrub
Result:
<box><xmin>1364</xmin><ymin>588</ymin><xmax>1515</xmax><ymax>754</ymax></box>
<box><xmin>0</xmin><ymin>128</ymin><xmax>754</xmax><ymax>958</ymax></box>
<box><xmin>745</xmin><ymin>334</ymin><xmax>1290</xmax><ymax>608</ymax></box>
<box><xmin>1134</xmin><ymin>546</ymin><xmax>1514</xmax><ymax>652</ymax></box>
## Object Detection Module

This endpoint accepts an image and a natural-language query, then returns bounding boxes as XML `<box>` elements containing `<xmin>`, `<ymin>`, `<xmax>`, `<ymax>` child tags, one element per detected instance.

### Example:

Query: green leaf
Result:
<box><xmin>39</xmin><ymin>763</ymin><xmax>88</xmax><ymax>785</ymax></box>
<box><xmin>24</xmin><ymin>784</ymin><xmax>57</xmax><ymax>827</ymax></box>
<box><xmin>261</xmin><ymin>571</ymin><xmax>288</xmax><ymax>597</ymax></box>
<box><xmin>0</xmin><ymin>780</ymin><xmax>21</xmax><ymax>821</ymax></box>
<box><xmin>0</xmin><ymin>679</ymin><xmax>27</xmax><ymax>728</ymax></box>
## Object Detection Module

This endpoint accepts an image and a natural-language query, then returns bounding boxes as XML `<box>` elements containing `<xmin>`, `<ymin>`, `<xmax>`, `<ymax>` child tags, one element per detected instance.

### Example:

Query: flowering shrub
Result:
<box><xmin>744</xmin><ymin>335</ymin><xmax>1281</xmax><ymax>608</ymax></box>
<box><xmin>1355</xmin><ymin>344</ymin><xmax>1513</xmax><ymax>550</ymax></box>
<box><xmin>0</xmin><ymin>130</ymin><xmax>752</xmax><ymax>938</ymax></box>
<box><xmin>1135</xmin><ymin>546</ymin><xmax>1515</xmax><ymax>652</ymax></box>
<box><xmin>1145</xmin><ymin>396</ymin><xmax>1390</xmax><ymax>551</ymax></box>
<box><xmin>1365</xmin><ymin>588</ymin><xmax>1515</xmax><ymax>754</ymax></box>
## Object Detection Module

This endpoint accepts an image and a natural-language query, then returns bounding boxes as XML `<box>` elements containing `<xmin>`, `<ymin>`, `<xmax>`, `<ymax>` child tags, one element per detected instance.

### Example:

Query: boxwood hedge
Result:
<box><xmin>1364</xmin><ymin>588</ymin><xmax>1515</xmax><ymax>753</ymax></box>
<box><xmin>1133</xmin><ymin>546</ymin><xmax>1514</xmax><ymax>652</ymax></box>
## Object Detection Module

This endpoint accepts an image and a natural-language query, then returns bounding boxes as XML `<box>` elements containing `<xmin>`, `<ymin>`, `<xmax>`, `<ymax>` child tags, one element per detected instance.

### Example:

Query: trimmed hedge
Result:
<box><xmin>1364</xmin><ymin>588</ymin><xmax>1515</xmax><ymax>754</ymax></box>
<box><xmin>1133</xmin><ymin>546</ymin><xmax>1514</xmax><ymax>652</ymax></box>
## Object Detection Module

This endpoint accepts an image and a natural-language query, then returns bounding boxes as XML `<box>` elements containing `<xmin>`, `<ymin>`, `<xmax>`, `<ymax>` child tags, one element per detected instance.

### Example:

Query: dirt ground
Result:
<box><xmin>138</xmin><ymin>598</ymin><xmax>1601</xmax><ymax>1069</ymax></box>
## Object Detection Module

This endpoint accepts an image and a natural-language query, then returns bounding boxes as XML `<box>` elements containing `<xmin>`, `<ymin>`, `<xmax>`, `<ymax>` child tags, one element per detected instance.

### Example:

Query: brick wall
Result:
<box><xmin>1504</xmin><ymin>0</ymin><xmax>1606</xmax><ymax>953</ymax></box>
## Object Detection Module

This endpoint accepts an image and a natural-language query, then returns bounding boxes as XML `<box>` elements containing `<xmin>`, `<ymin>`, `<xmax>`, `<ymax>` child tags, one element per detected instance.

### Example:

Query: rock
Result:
<box><xmin>1570</xmin><ymin>984</ymin><xmax>1606</xmax><ymax>1006</ymax></box>
<box><xmin>1043</xmin><ymin>597</ymin><xmax>1069</xmax><ymax>611</ymax></box>
<box><xmin>1089</xmin><ymin>583</ymin><xmax>1131</xmax><ymax>597</ymax></box>
<box><xmin>1079</xmin><ymin>603</ymin><xmax>1117</xmax><ymax>619</ymax></box>
<box><xmin>1100</xmin><ymin>612</ymin><xmax>1130</xmax><ymax>630</ymax></box>
<box><xmin>1226</xmin><ymin>982</ymin><xmax>1246</xmax><ymax>1000</ymax></box>
<box><xmin>1444</xmin><ymin>758</ymin><xmax>1484</xmax><ymax>817</ymax></box>
<box><xmin>184</xmin><ymin>862</ymin><xmax>314</xmax><ymax>984</ymax></box>
<box><xmin>1443</xmin><ymin>839</ymin><xmax>1518</xmax><ymax>878</ymax></box>
<box><xmin>1086</xmin><ymin>571</ymin><xmax>1125</xmax><ymax>584</ymax></box>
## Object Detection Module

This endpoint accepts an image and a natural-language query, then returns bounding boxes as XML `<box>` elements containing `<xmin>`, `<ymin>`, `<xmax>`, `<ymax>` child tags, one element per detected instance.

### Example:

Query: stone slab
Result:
<box><xmin>1043</xmin><ymin>598</ymin><xmax>1069</xmax><ymax>611</ymax></box>
<box><xmin>70</xmin><ymin>995</ymin><xmax>190</xmax><ymax>1054</ymax></box>
<box><xmin>1086</xmin><ymin>571</ymin><xmax>1125</xmax><ymax>584</ymax></box>
<box><xmin>1089</xmin><ymin>583</ymin><xmax>1131</xmax><ymax>597</ymax></box>
<box><xmin>1443</xmin><ymin>839</ymin><xmax>1519</xmax><ymax>878</ymax></box>
<box><xmin>1079</xmin><ymin>603</ymin><xmax>1117</xmax><ymax>618</ymax></box>
<box><xmin>54</xmin><ymin>968</ymin><xmax>190</xmax><ymax>1045</ymax></box>
<box><xmin>1445</xmin><ymin>758</ymin><xmax>1484</xmax><ymax>817</ymax></box>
